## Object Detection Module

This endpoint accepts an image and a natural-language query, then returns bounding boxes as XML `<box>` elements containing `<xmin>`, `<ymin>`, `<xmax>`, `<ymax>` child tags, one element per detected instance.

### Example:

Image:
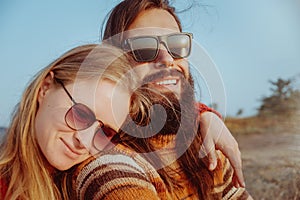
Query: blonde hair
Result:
<box><xmin>0</xmin><ymin>44</ymin><xmax>138</xmax><ymax>199</ymax></box>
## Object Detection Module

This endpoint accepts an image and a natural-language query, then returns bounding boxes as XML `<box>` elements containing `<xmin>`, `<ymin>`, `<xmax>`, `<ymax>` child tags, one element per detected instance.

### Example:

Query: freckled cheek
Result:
<box><xmin>111</xmin><ymin>94</ymin><xmax>131</xmax><ymax>128</ymax></box>
<box><xmin>34</xmin><ymin>109</ymin><xmax>53</xmax><ymax>150</ymax></box>
<box><xmin>35</xmin><ymin>104</ymin><xmax>67</xmax><ymax>140</ymax></box>
<box><xmin>35</xmin><ymin>108</ymin><xmax>47</xmax><ymax>137</ymax></box>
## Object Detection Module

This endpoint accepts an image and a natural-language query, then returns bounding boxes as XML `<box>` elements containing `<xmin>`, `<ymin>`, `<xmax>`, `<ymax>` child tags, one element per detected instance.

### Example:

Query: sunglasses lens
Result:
<box><xmin>93</xmin><ymin>126</ymin><xmax>117</xmax><ymax>151</ymax></box>
<box><xmin>167</xmin><ymin>34</ymin><xmax>191</xmax><ymax>58</ymax></box>
<box><xmin>129</xmin><ymin>37</ymin><xmax>158</xmax><ymax>62</ymax></box>
<box><xmin>65</xmin><ymin>103</ymin><xmax>95</xmax><ymax>130</ymax></box>
<box><xmin>125</xmin><ymin>33</ymin><xmax>192</xmax><ymax>62</ymax></box>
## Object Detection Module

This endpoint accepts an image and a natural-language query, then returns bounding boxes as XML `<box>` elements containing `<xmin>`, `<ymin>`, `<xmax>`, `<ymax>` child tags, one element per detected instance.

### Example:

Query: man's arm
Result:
<box><xmin>197</xmin><ymin>103</ymin><xmax>245</xmax><ymax>187</ymax></box>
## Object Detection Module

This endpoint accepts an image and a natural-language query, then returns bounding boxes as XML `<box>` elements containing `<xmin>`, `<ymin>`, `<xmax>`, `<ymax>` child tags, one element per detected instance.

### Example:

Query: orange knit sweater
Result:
<box><xmin>72</xmin><ymin>144</ymin><xmax>250</xmax><ymax>200</ymax></box>
<box><xmin>70</xmin><ymin>103</ymin><xmax>251</xmax><ymax>199</ymax></box>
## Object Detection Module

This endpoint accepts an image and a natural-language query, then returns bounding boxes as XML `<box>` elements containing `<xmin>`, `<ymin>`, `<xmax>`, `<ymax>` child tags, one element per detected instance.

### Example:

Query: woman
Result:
<box><xmin>0</xmin><ymin>44</ymin><xmax>139</xmax><ymax>199</ymax></box>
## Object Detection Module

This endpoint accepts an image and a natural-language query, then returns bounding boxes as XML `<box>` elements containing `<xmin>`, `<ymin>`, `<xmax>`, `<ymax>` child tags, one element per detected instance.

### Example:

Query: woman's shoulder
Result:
<box><xmin>77</xmin><ymin>146</ymin><xmax>150</xmax><ymax>179</ymax></box>
<box><xmin>77</xmin><ymin>144</ymin><xmax>156</xmax><ymax>176</ymax></box>
<box><xmin>74</xmin><ymin>145</ymin><xmax>166</xmax><ymax>200</ymax></box>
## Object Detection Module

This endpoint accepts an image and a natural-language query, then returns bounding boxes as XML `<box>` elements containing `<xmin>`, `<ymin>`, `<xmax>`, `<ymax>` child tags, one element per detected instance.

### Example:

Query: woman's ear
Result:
<box><xmin>38</xmin><ymin>71</ymin><xmax>55</xmax><ymax>104</ymax></box>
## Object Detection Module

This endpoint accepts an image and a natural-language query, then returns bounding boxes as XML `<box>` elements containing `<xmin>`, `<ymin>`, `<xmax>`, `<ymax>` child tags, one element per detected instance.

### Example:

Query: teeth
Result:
<box><xmin>155</xmin><ymin>79</ymin><xmax>177</xmax><ymax>85</ymax></box>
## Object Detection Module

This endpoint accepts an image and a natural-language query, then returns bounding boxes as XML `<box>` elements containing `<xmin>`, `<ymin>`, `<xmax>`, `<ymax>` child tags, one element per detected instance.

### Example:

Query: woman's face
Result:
<box><xmin>35</xmin><ymin>76</ymin><xmax>130</xmax><ymax>171</ymax></box>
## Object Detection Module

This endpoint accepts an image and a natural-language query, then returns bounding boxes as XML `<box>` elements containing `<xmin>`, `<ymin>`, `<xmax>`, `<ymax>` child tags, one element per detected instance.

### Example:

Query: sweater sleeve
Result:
<box><xmin>211</xmin><ymin>152</ymin><xmax>252</xmax><ymax>200</ymax></box>
<box><xmin>75</xmin><ymin>154</ymin><xmax>161</xmax><ymax>200</ymax></box>
<box><xmin>196</xmin><ymin>102</ymin><xmax>222</xmax><ymax>118</ymax></box>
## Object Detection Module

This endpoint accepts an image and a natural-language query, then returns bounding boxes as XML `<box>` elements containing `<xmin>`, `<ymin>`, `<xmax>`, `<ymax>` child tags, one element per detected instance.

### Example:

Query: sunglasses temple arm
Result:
<box><xmin>57</xmin><ymin>79</ymin><xmax>77</xmax><ymax>104</ymax></box>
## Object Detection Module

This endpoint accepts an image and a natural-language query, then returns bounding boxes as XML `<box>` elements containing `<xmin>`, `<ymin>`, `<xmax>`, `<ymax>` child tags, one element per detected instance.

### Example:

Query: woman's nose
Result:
<box><xmin>73</xmin><ymin>128</ymin><xmax>95</xmax><ymax>150</ymax></box>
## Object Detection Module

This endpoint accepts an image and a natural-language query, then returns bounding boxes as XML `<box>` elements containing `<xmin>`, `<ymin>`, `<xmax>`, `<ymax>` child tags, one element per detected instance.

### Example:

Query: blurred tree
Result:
<box><xmin>258</xmin><ymin>77</ymin><xmax>300</xmax><ymax>116</ymax></box>
<box><xmin>269</xmin><ymin>78</ymin><xmax>292</xmax><ymax>100</ymax></box>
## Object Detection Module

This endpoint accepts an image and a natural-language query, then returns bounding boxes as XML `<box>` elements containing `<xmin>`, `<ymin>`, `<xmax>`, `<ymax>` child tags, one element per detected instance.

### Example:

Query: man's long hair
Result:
<box><xmin>118</xmin><ymin>79</ymin><xmax>215</xmax><ymax>199</ymax></box>
<box><xmin>101</xmin><ymin>0</ymin><xmax>182</xmax><ymax>47</ymax></box>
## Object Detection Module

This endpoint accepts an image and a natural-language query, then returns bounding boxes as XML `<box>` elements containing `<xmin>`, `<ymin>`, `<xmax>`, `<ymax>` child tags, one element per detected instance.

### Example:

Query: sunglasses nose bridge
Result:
<box><xmin>155</xmin><ymin>43</ymin><xmax>174</xmax><ymax>65</ymax></box>
<box><xmin>157</xmin><ymin>35</ymin><xmax>169</xmax><ymax>51</ymax></box>
<box><xmin>74</xmin><ymin>125</ymin><xmax>97</xmax><ymax>151</ymax></box>
<box><xmin>156</xmin><ymin>35</ymin><xmax>174</xmax><ymax>57</ymax></box>
<box><xmin>96</xmin><ymin>120</ymin><xmax>104</xmax><ymax>127</ymax></box>
<box><xmin>158</xmin><ymin>41</ymin><xmax>169</xmax><ymax>52</ymax></box>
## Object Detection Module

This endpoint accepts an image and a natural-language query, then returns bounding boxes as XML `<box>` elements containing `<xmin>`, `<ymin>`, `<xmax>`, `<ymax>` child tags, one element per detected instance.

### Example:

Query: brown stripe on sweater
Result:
<box><xmin>212</xmin><ymin>159</ymin><xmax>233</xmax><ymax>194</ymax></box>
<box><xmin>211</xmin><ymin>192</ymin><xmax>223</xmax><ymax>200</ymax></box>
<box><xmin>77</xmin><ymin>161</ymin><xmax>146</xmax><ymax>191</ymax></box>
<box><xmin>78</xmin><ymin>165</ymin><xmax>147</xmax><ymax>196</ymax></box>
<box><xmin>81</xmin><ymin>169</ymin><xmax>152</xmax><ymax>199</ymax></box>
<box><xmin>220</xmin><ymin>162</ymin><xmax>237</xmax><ymax>198</ymax></box>
<box><xmin>222</xmin><ymin>186</ymin><xmax>249</xmax><ymax>200</ymax></box>
<box><xmin>222</xmin><ymin>159</ymin><xmax>234</xmax><ymax>185</ymax></box>
<box><xmin>214</xmin><ymin>158</ymin><xmax>233</xmax><ymax>187</ymax></box>
<box><xmin>222</xmin><ymin>182</ymin><xmax>235</xmax><ymax>198</ymax></box>
<box><xmin>93</xmin><ymin>180</ymin><xmax>157</xmax><ymax>200</ymax></box>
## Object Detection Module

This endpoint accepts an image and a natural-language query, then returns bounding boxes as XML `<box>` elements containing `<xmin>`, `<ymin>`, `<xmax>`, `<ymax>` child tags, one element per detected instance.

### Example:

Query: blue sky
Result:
<box><xmin>0</xmin><ymin>0</ymin><xmax>300</xmax><ymax>127</ymax></box>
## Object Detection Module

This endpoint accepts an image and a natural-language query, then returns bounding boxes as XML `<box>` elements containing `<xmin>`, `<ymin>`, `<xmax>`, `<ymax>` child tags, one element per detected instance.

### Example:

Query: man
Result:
<box><xmin>101</xmin><ymin>0</ymin><xmax>244</xmax><ymax>187</ymax></box>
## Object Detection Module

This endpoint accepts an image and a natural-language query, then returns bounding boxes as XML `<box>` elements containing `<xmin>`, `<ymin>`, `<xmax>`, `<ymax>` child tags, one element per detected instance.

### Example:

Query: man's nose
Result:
<box><xmin>154</xmin><ymin>43</ymin><xmax>174</xmax><ymax>68</ymax></box>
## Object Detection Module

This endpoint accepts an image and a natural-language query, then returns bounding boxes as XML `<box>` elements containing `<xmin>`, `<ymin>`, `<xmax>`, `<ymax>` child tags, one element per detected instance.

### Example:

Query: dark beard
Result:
<box><xmin>117</xmin><ymin>72</ymin><xmax>199</xmax><ymax>171</ymax></box>
<box><xmin>146</xmin><ymin>90</ymin><xmax>182</xmax><ymax>135</ymax></box>
<box><xmin>123</xmin><ymin>73</ymin><xmax>197</xmax><ymax>138</ymax></box>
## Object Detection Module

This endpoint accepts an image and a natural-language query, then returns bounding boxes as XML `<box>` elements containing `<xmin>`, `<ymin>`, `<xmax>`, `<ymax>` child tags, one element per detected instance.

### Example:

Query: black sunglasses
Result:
<box><xmin>57</xmin><ymin>80</ymin><xmax>117</xmax><ymax>151</ymax></box>
<box><xmin>122</xmin><ymin>32</ymin><xmax>193</xmax><ymax>62</ymax></box>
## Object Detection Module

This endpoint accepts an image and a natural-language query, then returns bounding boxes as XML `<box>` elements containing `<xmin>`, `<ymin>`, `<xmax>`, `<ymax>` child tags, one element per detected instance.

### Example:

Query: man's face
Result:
<box><xmin>126</xmin><ymin>8</ymin><xmax>190</xmax><ymax>98</ymax></box>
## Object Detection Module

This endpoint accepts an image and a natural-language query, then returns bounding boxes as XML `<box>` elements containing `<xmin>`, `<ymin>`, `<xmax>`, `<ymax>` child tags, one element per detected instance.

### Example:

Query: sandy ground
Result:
<box><xmin>235</xmin><ymin>130</ymin><xmax>300</xmax><ymax>200</ymax></box>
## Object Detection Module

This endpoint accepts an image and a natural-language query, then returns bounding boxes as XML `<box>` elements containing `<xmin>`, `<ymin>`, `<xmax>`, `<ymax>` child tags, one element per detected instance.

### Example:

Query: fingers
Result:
<box><xmin>229</xmin><ymin>152</ymin><xmax>245</xmax><ymax>188</ymax></box>
<box><xmin>207</xmin><ymin>150</ymin><xmax>218</xmax><ymax>171</ymax></box>
<box><xmin>232</xmin><ymin>174</ymin><xmax>241</xmax><ymax>188</ymax></box>
<box><xmin>198</xmin><ymin>130</ymin><xmax>217</xmax><ymax>170</ymax></box>
<box><xmin>198</xmin><ymin>144</ymin><xmax>217</xmax><ymax>171</ymax></box>
<box><xmin>204</xmin><ymin>138</ymin><xmax>218</xmax><ymax>171</ymax></box>
<box><xmin>220</xmin><ymin>143</ymin><xmax>245</xmax><ymax>188</ymax></box>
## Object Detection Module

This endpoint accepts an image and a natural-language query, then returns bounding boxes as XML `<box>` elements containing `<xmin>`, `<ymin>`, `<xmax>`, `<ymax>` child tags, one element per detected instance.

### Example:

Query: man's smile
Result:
<box><xmin>154</xmin><ymin>78</ymin><xmax>178</xmax><ymax>86</ymax></box>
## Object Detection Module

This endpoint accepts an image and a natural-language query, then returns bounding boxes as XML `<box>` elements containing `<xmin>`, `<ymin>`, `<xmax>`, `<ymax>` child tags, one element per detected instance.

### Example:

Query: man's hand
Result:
<box><xmin>198</xmin><ymin>112</ymin><xmax>245</xmax><ymax>188</ymax></box>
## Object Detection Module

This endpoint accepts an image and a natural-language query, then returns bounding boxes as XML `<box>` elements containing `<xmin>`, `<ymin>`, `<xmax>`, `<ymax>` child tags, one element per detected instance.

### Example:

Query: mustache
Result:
<box><xmin>142</xmin><ymin>69</ymin><xmax>185</xmax><ymax>84</ymax></box>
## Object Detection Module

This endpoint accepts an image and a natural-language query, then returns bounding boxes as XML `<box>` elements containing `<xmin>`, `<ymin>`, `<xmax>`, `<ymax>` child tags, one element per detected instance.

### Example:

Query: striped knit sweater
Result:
<box><xmin>71</xmin><ymin>144</ymin><xmax>251</xmax><ymax>200</ymax></box>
